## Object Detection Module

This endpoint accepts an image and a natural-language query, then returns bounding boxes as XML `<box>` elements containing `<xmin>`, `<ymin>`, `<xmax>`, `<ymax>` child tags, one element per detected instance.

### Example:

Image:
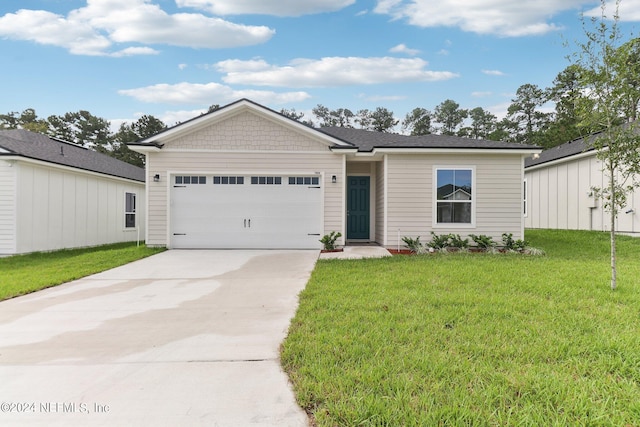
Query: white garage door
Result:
<box><xmin>170</xmin><ymin>174</ymin><xmax>322</xmax><ymax>249</ymax></box>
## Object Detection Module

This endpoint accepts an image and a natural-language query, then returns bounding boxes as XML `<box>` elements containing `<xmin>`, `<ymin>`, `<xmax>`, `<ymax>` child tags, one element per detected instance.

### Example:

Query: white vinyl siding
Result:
<box><xmin>384</xmin><ymin>154</ymin><xmax>524</xmax><ymax>248</ymax></box>
<box><xmin>525</xmin><ymin>153</ymin><xmax>640</xmax><ymax>233</ymax></box>
<box><xmin>146</xmin><ymin>151</ymin><xmax>342</xmax><ymax>247</ymax></box>
<box><xmin>0</xmin><ymin>160</ymin><xmax>16</xmax><ymax>254</ymax></box>
<box><xmin>13</xmin><ymin>162</ymin><xmax>145</xmax><ymax>254</ymax></box>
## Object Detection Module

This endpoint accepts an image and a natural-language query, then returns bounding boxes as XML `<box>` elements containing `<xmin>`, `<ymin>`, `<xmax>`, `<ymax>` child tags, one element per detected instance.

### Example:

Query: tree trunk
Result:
<box><xmin>610</xmin><ymin>166</ymin><xmax>617</xmax><ymax>291</ymax></box>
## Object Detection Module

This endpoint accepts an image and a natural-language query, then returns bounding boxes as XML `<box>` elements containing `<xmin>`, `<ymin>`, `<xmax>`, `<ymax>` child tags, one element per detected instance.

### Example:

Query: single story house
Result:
<box><xmin>129</xmin><ymin>99</ymin><xmax>540</xmax><ymax>250</ymax></box>
<box><xmin>0</xmin><ymin>129</ymin><xmax>146</xmax><ymax>255</ymax></box>
<box><xmin>525</xmin><ymin>132</ymin><xmax>640</xmax><ymax>233</ymax></box>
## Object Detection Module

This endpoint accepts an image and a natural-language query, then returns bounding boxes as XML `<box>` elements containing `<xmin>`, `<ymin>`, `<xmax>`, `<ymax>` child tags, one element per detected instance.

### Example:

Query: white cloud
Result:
<box><xmin>111</xmin><ymin>47</ymin><xmax>160</xmax><ymax>57</ymax></box>
<box><xmin>358</xmin><ymin>94</ymin><xmax>407</xmax><ymax>102</ymax></box>
<box><xmin>482</xmin><ymin>69</ymin><xmax>506</xmax><ymax>76</ymax></box>
<box><xmin>0</xmin><ymin>9</ymin><xmax>111</xmax><ymax>56</ymax></box>
<box><xmin>118</xmin><ymin>82</ymin><xmax>311</xmax><ymax>105</ymax></box>
<box><xmin>175</xmin><ymin>0</ymin><xmax>355</xmax><ymax>16</ymax></box>
<box><xmin>471</xmin><ymin>91</ymin><xmax>493</xmax><ymax>97</ymax></box>
<box><xmin>0</xmin><ymin>0</ymin><xmax>274</xmax><ymax>56</ymax></box>
<box><xmin>215</xmin><ymin>57</ymin><xmax>459</xmax><ymax>87</ymax></box>
<box><xmin>584</xmin><ymin>0</ymin><xmax>640</xmax><ymax>21</ymax></box>
<box><xmin>374</xmin><ymin>0</ymin><xmax>587</xmax><ymax>36</ymax></box>
<box><xmin>178</xmin><ymin>63</ymin><xmax>188</xmax><ymax>70</ymax></box>
<box><xmin>389</xmin><ymin>43</ymin><xmax>420</xmax><ymax>55</ymax></box>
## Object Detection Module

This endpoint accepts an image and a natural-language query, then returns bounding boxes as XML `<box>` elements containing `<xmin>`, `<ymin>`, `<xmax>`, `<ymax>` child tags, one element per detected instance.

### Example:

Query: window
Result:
<box><xmin>289</xmin><ymin>176</ymin><xmax>320</xmax><ymax>185</ymax></box>
<box><xmin>523</xmin><ymin>179</ymin><xmax>528</xmax><ymax>217</ymax></box>
<box><xmin>435</xmin><ymin>168</ymin><xmax>473</xmax><ymax>225</ymax></box>
<box><xmin>175</xmin><ymin>176</ymin><xmax>206</xmax><ymax>184</ymax></box>
<box><xmin>125</xmin><ymin>192</ymin><xmax>136</xmax><ymax>228</ymax></box>
<box><xmin>213</xmin><ymin>176</ymin><xmax>244</xmax><ymax>185</ymax></box>
<box><xmin>250</xmin><ymin>176</ymin><xmax>282</xmax><ymax>185</ymax></box>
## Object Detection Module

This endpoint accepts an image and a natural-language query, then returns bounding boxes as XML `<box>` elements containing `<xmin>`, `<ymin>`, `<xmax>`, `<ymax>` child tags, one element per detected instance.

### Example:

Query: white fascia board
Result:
<box><xmin>525</xmin><ymin>149</ymin><xmax>598</xmax><ymax>172</ymax></box>
<box><xmin>127</xmin><ymin>144</ymin><xmax>162</xmax><ymax>154</ymax></box>
<box><xmin>371</xmin><ymin>147</ymin><xmax>543</xmax><ymax>155</ymax></box>
<box><xmin>3</xmin><ymin>156</ymin><xmax>145</xmax><ymax>185</ymax></box>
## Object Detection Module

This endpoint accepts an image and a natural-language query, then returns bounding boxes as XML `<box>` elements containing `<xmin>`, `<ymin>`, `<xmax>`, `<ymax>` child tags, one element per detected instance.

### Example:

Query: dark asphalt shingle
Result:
<box><xmin>0</xmin><ymin>129</ymin><xmax>145</xmax><ymax>182</ymax></box>
<box><xmin>318</xmin><ymin>127</ymin><xmax>540</xmax><ymax>151</ymax></box>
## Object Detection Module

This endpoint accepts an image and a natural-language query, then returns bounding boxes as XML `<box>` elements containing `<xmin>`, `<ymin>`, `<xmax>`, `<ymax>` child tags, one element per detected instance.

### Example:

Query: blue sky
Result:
<box><xmin>1</xmin><ymin>0</ymin><xmax>639</xmax><ymax>131</ymax></box>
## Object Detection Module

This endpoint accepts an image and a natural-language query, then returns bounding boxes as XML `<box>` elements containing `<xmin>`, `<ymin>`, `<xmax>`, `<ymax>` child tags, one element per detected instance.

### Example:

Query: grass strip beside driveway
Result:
<box><xmin>281</xmin><ymin>230</ymin><xmax>640</xmax><ymax>426</ymax></box>
<box><xmin>0</xmin><ymin>243</ymin><xmax>165</xmax><ymax>301</ymax></box>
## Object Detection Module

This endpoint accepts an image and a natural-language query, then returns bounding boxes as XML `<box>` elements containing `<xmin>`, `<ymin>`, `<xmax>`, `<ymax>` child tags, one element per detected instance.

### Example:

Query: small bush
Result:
<box><xmin>469</xmin><ymin>234</ymin><xmax>496</xmax><ymax>250</ymax></box>
<box><xmin>429</xmin><ymin>232</ymin><xmax>452</xmax><ymax>249</ymax></box>
<box><xmin>402</xmin><ymin>236</ymin><xmax>424</xmax><ymax>253</ymax></box>
<box><xmin>319</xmin><ymin>231</ymin><xmax>342</xmax><ymax>251</ymax></box>
<box><xmin>502</xmin><ymin>233</ymin><xmax>528</xmax><ymax>252</ymax></box>
<box><xmin>449</xmin><ymin>234</ymin><xmax>469</xmax><ymax>249</ymax></box>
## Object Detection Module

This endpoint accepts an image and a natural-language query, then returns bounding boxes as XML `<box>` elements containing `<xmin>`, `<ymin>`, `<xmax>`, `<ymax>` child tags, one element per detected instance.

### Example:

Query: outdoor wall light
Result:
<box><xmin>153</xmin><ymin>174</ymin><xmax>160</xmax><ymax>182</ymax></box>
<box><xmin>332</xmin><ymin>175</ymin><xmax>337</xmax><ymax>184</ymax></box>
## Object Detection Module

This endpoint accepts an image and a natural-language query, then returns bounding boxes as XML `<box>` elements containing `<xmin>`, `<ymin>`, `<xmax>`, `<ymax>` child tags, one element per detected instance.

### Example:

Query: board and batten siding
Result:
<box><xmin>146</xmin><ymin>151</ymin><xmax>343</xmax><ymax>247</ymax></box>
<box><xmin>13</xmin><ymin>162</ymin><xmax>145</xmax><ymax>254</ymax></box>
<box><xmin>0</xmin><ymin>160</ymin><xmax>17</xmax><ymax>254</ymax></box>
<box><xmin>525</xmin><ymin>153</ymin><xmax>640</xmax><ymax>232</ymax></box>
<box><xmin>383</xmin><ymin>153</ymin><xmax>525</xmax><ymax>248</ymax></box>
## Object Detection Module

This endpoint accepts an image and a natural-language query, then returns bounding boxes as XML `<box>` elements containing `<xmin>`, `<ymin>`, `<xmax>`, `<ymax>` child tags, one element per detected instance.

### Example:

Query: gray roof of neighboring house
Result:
<box><xmin>317</xmin><ymin>127</ymin><xmax>540</xmax><ymax>151</ymax></box>
<box><xmin>0</xmin><ymin>129</ymin><xmax>145</xmax><ymax>182</ymax></box>
<box><xmin>525</xmin><ymin>133</ymin><xmax>601</xmax><ymax>168</ymax></box>
<box><xmin>524</xmin><ymin>122</ymin><xmax>640</xmax><ymax>168</ymax></box>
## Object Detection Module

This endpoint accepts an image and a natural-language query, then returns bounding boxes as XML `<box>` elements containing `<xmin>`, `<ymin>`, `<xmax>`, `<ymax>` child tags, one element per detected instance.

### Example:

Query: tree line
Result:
<box><xmin>0</xmin><ymin>109</ymin><xmax>167</xmax><ymax>167</ymax></box>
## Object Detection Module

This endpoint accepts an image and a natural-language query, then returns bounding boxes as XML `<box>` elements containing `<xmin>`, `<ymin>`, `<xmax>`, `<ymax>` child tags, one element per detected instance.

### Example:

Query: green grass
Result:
<box><xmin>0</xmin><ymin>242</ymin><xmax>165</xmax><ymax>300</ymax></box>
<box><xmin>281</xmin><ymin>230</ymin><xmax>640</xmax><ymax>426</ymax></box>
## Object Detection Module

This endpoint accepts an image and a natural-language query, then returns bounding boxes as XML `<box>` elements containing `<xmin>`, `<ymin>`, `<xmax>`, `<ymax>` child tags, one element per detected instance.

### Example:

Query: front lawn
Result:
<box><xmin>281</xmin><ymin>230</ymin><xmax>640</xmax><ymax>425</ymax></box>
<box><xmin>0</xmin><ymin>242</ymin><xmax>165</xmax><ymax>300</ymax></box>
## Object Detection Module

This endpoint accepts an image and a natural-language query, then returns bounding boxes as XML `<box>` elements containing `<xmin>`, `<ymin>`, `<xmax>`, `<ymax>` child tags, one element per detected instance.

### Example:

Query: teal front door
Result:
<box><xmin>347</xmin><ymin>176</ymin><xmax>370</xmax><ymax>240</ymax></box>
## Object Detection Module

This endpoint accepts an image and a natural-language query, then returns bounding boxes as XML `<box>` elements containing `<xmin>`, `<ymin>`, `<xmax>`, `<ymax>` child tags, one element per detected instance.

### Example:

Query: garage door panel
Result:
<box><xmin>170</xmin><ymin>176</ymin><xmax>322</xmax><ymax>249</ymax></box>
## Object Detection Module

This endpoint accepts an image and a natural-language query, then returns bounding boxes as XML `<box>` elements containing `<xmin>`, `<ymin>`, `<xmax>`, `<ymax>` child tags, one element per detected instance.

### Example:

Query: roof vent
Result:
<box><xmin>60</xmin><ymin>146</ymin><xmax>64</xmax><ymax>156</ymax></box>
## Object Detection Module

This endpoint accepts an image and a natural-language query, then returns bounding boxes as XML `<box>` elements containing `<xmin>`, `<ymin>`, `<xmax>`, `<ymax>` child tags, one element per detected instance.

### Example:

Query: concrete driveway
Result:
<box><xmin>0</xmin><ymin>250</ymin><xmax>317</xmax><ymax>426</ymax></box>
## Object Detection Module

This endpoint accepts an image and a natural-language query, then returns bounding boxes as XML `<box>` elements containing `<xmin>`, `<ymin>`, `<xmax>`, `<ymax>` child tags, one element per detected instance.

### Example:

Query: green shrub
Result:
<box><xmin>428</xmin><ymin>232</ymin><xmax>452</xmax><ymax>249</ymax></box>
<box><xmin>319</xmin><ymin>231</ymin><xmax>342</xmax><ymax>250</ymax></box>
<box><xmin>502</xmin><ymin>233</ymin><xmax>528</xmax><ymax>252</ymax></box>
<box><xmin>402</xmin><ymin>236</ymin><xmax>424</xmax><ymax>253</ymax></box>
<box><xmin>469</xmin><ymin>234</ymin><xmax>496</xmax><ymax>250</ymax></box>
<box><xmin>449</xmin><ymin>234</ymin><xmax>469</xmax><ymax>249</ymax></box>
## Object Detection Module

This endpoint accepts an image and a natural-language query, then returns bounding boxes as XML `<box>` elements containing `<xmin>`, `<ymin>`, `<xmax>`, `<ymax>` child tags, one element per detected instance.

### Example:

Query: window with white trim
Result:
<box><xmin>435</xmin><ymin>168</ymin><xmax>473</xmax><ymax>224</ymax></box>
<box><xmin>125</xmin><ymin>192</ymin><xmax>136</xmax><ymax>228</ymax></box>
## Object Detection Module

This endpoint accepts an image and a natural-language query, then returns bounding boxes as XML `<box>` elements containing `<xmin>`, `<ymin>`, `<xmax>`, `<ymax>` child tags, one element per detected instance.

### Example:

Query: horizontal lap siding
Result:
<box><xmin>146</xmin><ymin>151</ymin><xmax>343</xmax><ymax>246</ymax></box>
<box><xmin>385</xmin><ymin>154</ymin><xmax>524</xmax><ymax>248</ymax></box>
<box><xmin>0</xmin><ymin>161</ymin><xmax>16</xmax><ymax>254</ymax></box>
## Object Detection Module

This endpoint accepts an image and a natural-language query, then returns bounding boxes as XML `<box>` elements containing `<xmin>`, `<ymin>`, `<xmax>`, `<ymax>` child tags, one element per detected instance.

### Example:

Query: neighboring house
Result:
<box><xmin>0</xmin><ymin>130</ymin><xmax>146</xmax><ymax>256</ymax></box>
<box><xmin>524</xmin><ymin>132</ymin><xmax>640</xmax><ymax>233</ymax></box>
<box><xmin>129</xmin><ymin>99</ymin><xmax>540</xmax><ymax>250</ymax></box>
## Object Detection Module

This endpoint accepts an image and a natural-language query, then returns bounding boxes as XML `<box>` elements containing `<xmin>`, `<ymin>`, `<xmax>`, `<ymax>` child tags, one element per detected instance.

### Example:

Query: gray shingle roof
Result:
<box><xmin>525</xmin><ymin>137</ymin><xmax>594</xmax><ymax>168</ymax></box>
<box><xmin>0</xmin><ymin>129</ymin><xmax>145</xmax><ymax>182</ymax></box>
<box><xmin>317</xmin><ymin>127</ymin><xmax>540</xmax><ymax>151</ymax></box>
